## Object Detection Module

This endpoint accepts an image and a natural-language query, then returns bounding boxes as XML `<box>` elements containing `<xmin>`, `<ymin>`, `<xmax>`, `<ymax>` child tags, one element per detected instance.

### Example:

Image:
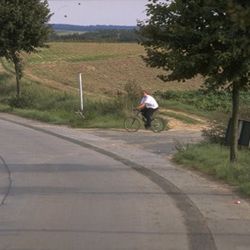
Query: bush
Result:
<box><xmin>154</xmin><ymin>89</ymin><xmax>250</xmax><ymax>113</ymax></box>
<box><xmin>123</xmin><ymin>80</ymin><xmax>142</xmax><ymax>107</ymax></box>
<box><xmin>8</xmin><ymin>91</ymin><xmax>35</xmax><ymax>108</ymax></box>
<box><xmin>0</xmin><ymin>74</ymin><xmax>14</xmax><ymax>95</ymax></box>
<box><xmin>202</xmin><ymin>121</ymin><xmax>227</xmax><ymax>144</ymax></box>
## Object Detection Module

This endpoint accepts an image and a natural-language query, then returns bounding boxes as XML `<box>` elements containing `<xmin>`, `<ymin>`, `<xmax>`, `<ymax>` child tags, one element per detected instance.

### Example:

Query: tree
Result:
<box><xmin>138</xmin><ymin>0</ymin><xmax>250</xmax><ymax>162</ymax></box>
<box><xmin>228</xmin><ymin>0</ymin><xmax>250</xmax><ymax>28</ymax></box>
<box><xmin>0</xmin><ymin>0</ymin><xmax>52</xmax><ymax>97</ymax></box>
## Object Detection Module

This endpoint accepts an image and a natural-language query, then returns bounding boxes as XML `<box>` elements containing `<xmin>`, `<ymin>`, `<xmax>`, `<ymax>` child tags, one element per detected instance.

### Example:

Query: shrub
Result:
<box><xmin>0</xmin><ymin>74</ymin><xmax>14</xmax><ymax>95</ymax></box>
<box><xmin>8</xmin><ymin>91</ymin><xmax>35</xmax><ymax>108</ymax></box>
<box><xmin>202</xmin><ymin>121</ymin><xmax>227</xmax><ymax>144</ymax></box>
<box><xmin>123</xmin><ymin>80</ymin><xmax>142</xmax><ymax>105</ymax></box>
<box><xmin>154</xmin><ymin>89</ymin><xmax>250</xmax><ymax>114</ymax></box>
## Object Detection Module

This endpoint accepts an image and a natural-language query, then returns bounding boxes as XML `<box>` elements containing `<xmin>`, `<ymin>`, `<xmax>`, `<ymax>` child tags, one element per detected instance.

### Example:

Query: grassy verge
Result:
<box><xmin>0</xmin><ymin>71</ymin><xmax>128</xmax><ymax>128</ymax></box>
<box><xmin>156</xmin><ymin>90</ymin><xmax>250</xmax><ymax>121</ymax></box>
<box><xmin>173</xmin><ymin>142</ymin><xmax>250</xmax><ymax>196</ymax></box>
<box><xmin>0</xmin><ymin>99</ymin><xmax>126</xmax><ymax>129</ymax></box>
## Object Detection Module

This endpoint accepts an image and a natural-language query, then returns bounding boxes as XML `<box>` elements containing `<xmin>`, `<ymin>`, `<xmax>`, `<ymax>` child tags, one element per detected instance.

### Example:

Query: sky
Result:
<box><xmin>47</xmin><ymin>0</ymin><xmax>149</xmax><ymax>26</ymax></box>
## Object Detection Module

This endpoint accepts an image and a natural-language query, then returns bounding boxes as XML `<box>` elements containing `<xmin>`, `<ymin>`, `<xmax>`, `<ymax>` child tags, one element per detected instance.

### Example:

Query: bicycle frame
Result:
<box><xmin>124</xmin><ymin>109</ymin><xmax>165</xmax><ymax>133</ymax></box>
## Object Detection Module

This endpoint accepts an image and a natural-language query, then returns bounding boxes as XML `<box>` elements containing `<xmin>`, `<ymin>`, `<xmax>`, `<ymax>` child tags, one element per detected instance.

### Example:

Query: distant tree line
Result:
<box><xmin>51</xmin><ymin>24</ymin><xmax>136</xmax><ymax>32</ymax></box>
<box><xmin>49</xmin><ymin>29</ymin><xmax>140</xmax><ymax>43</ymax></box>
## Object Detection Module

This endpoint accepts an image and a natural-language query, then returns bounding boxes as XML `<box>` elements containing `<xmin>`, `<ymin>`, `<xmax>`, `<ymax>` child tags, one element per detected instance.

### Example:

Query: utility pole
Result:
<box><xmin>79</xmin><ymin>73</ymin><xmax>84</xmax><ymax>113</ymax></box>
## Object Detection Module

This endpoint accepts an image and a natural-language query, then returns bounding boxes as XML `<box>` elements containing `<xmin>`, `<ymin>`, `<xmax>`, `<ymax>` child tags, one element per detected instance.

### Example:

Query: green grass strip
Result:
<box><xmin>173</xmin><ymin>142</ymin><xmax>250</xmax><ymax>196</ymax></box>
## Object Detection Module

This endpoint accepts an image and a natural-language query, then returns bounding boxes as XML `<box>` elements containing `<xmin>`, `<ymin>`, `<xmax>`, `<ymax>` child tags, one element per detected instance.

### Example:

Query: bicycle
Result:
<box><xmin>124</xmin><ymin>109</ymin><xmax>167</xmax><ymax>133</ymax></box>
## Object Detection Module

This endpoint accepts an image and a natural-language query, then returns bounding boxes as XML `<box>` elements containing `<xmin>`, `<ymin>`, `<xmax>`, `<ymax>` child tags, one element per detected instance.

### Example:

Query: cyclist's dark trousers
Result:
<box><xmin>141</xmin><ymin>108</ymin><xmax>155</xmax><ymax>128</ymax></box>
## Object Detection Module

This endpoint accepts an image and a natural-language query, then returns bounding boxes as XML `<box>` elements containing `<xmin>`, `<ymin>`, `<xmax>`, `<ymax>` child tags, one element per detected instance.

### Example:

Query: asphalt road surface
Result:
<box><xmin>0</xmin><ymin>113</ymin><xmax>250</xmax><ymax>250</ymax></box>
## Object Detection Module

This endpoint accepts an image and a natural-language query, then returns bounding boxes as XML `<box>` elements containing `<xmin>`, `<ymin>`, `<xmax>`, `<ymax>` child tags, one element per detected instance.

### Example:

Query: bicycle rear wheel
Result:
<box><xmin>124</xmin><ymin>117</ymin><xmax>141</xmax><ymax>132</ymax></box>
<box><xmin>151</xmin><ymin>117</ymin><xmax>165</xmax><ymax>133</ymax></box>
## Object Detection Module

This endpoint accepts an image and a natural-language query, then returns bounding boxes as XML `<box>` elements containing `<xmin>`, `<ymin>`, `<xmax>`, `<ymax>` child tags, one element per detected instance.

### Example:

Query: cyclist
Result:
<box><xmin>136</xmin><ymin>90</ymin><xmax>159</xmax><ymax>129</ymax></box>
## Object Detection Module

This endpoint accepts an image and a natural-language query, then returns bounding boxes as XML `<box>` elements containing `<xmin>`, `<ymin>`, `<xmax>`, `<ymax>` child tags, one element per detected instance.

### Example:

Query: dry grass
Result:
<box><xmin>23</xmin><ymin>42</ymin><xmax>203</xmax><ymax>97</ymax></box>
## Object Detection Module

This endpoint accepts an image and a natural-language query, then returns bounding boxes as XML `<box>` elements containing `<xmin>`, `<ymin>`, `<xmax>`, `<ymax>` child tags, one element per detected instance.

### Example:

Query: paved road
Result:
<box><xmin>89</xmin><ymin>128</ymin><xmax>202</xmax><ymax>157</ymax></box>
<box><xmin>0</xmin><ymin>113</ymin><xmax>250</xmax><ymax>250</ymax></box>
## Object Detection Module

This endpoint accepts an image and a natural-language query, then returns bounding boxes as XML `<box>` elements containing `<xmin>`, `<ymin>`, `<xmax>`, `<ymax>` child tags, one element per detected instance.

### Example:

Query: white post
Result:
<box><xmin>79</xmin><ymin>73</ymin><xmax>84</xmax><ymax>112</ymax></box>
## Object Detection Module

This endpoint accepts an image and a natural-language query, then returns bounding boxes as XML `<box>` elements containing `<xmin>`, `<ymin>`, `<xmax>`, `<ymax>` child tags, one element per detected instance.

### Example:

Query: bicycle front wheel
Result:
<box><xmin>124</xmin><ymin>117</ymin><xmax>141</xmax><ymax>132</ymax></box>
<box><xmin>151</xmin><ymin>117</ymin><xmax>165</xmax><ymax>133</ymax></box>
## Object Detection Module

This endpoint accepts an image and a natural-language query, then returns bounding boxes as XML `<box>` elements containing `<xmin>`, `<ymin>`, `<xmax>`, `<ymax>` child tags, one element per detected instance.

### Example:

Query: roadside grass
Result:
<box><xmin>1</xmin><ymin>96</ymin><xmax>126</xmax><ymax>129</ymax></box>
<box><xmin>158</xmin><ymin>99</ymin><xmax>212</xmax><ymax>118</ymax></box>
<box><xmin>79</xmin><ymin>113</ymin><xmax>124</xmax><ymax>129</ymax></box>
<box><xmin>157</xmin><ymin>90</ymin><xmax>250</xmax><ymax>121</ymax></box>
<box><xmin>173</xmin><ymin>143</ymin><xmax>250</xmax><ymax>196</ymax></box>
<box><xmin>0</xmin><ymin>67</ymin><xmax>249</xmax><ymax>130</ymax></box>
<box><xmin>11</xmin><ymin>109</ymin><xmax>71</xmax><ymax>124</ymax></box>
<box><xmin>0</xmin><ymin>71</ymin><xmax>127</xmax><ymax>128</ymax></box>
<box><xmin>0</xmin><ymin>103</ymin><xmax>11</xmax><ymax>112</ymax></box>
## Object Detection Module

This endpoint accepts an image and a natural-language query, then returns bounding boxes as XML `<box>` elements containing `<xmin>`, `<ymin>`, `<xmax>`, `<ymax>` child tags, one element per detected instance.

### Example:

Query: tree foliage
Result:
<box><xmin>0</xmin><ymin>0</ymin><xmax>52</xmax><ymax>96</ymax></box>
<box><xmin>228</xmin><ymin>0</ymin><xmax>250</xmax><ymax>28</ymax></box>
<box><xmin>138</xmin><ymin>0</ymin><xmax>250</xmax><ymax>162</ymax></box>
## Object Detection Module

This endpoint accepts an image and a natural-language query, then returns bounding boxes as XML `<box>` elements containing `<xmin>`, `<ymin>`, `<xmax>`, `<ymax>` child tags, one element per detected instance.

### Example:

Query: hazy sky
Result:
<box><xmin>48</xmin><ymin>0</ymin><xmax>149</xmax><ymax>26</ymax></box>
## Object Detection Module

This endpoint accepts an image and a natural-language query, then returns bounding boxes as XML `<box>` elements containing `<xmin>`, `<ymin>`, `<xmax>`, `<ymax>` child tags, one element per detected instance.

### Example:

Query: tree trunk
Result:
<box><xmin>14</xmin><ymin>60</ymin><xmax>21</xmax><ymax>97</ymax></box>
<box><xmin>230</xmin><ymin>83</ymin><xmax>240</xmax><ymax>162</ymax></box>
<box><xmin>11</xmin><ymin>51</ymin><xmax>22</xmax><ymax>98</ymax></box>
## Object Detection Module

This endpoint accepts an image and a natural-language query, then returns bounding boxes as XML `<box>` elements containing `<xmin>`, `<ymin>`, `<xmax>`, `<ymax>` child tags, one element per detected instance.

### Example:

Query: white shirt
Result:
<box><xmin>140</xmin><ymin>95</ymin><xmax>159</xmax><ymax>109</ymax></box>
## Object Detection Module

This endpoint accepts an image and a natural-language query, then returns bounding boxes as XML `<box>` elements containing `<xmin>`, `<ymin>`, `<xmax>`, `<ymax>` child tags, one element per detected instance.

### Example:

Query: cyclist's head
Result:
<box><xmin>142</xmin><ymin>90</ymin><xmax>149</xmax><ymax>96</ymax></box>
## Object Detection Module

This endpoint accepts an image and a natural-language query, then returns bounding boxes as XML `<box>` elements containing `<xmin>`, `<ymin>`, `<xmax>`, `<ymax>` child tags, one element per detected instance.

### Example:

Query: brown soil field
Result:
<box><xmin>23</xmin><ymin>42</ymin><xmax>203</xmax><ymax>97</ymax></box>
